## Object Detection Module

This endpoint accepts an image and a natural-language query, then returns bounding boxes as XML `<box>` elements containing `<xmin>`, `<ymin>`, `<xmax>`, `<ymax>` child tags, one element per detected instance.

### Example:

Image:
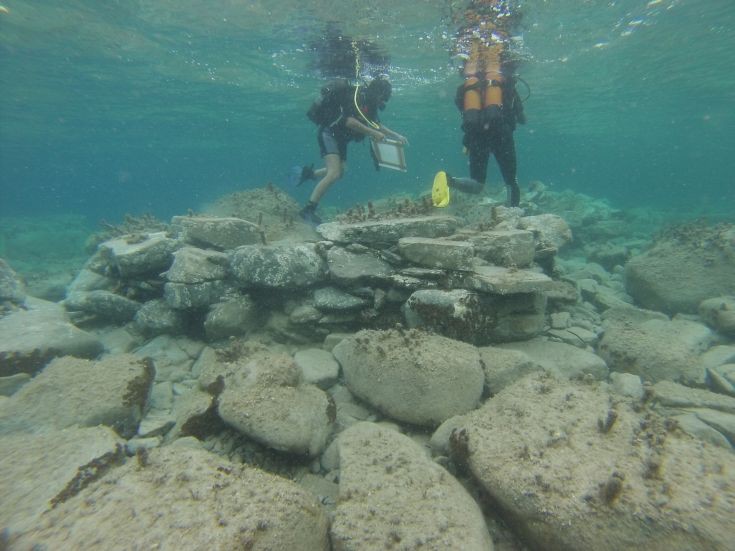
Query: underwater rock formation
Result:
<box><xmin>3</xmin><ymin>187</ymin><xmax>734</xmax><ymax>549</ymax></box>
<box><xmin>12</xmin><ymin>446</ymin><xmax>330</xmax><ymax>550</ymax></box>
<box><xmin>331</xmin><ymin>422</ymin><xmax>493</xmax><ymax>550</ymax></box>
<box><xmin>0</xmin><ymin>298</ymin><xmax>103</xmax><ymax>376</ymax></box>
<box><xmin>0</xmin><ymin>258</ymin><xmax>25</xmax><ymax>308</ymax></box>
<box><xmin>0</xmin><ymin>354</ymin><xmax>154</xmax><ymax>438</ymax></box>
<box><xmin>625</xmin><ymin>222</ymin><xmax>735</xmax><ymax>315</ymax></box>
<box><xmin>598</xmin><ymin>305</ymin><xmax>713</xmax><ymax>385</ymax></box>
<box><xmin>333</xmin><ymin>329</ymin><xmax>484</xmax><ymax>427</ymax></box>
<box><xmin>452</xmin><ymin>372</ymin><xmax>735</xmax><ymax>551</ymax></box>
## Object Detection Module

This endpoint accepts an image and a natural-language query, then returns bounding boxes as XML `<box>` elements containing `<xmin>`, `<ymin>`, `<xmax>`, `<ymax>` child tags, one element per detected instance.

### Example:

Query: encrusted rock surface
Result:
<box><xmin>0</xmin><ymin>353</ymin><xmax>154</xmax><ymax>437</ymax></box>
<box><xmin>171</xmin><ymin>215</ymin><xmax>263</xmax><ymax>250</ymax></box>
<box><xmin>317</xmin><ymin>215</ymin><xmax>460</xmax><ymax>245</ymax></box>
<box><xmin>331</xmin><ymin>422</ymin><xmax>494</xmax><ymax>550</ymax></box>
<box><xmin>12</xmin><ymin>446</ymin><xmax>330</xmax><ymax>551</ymax></box>
<box><xmin>0</xmin><ymin>298</ymin><xmax>103</xmax><ymax>376</ymax></box>
<box><xmin>333</xmin><ymin>329</ymin><xmax>484</xmax><ymax>427</ymax></box>
<box><xmin>454</xmin><ymin>372</ymin><xmax>735</xmax><ymax>551</ymax></box>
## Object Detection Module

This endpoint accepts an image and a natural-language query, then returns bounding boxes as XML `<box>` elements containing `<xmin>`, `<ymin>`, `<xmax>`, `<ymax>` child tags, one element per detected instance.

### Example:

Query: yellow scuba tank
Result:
<box><xmin>461</xmin><ymin>43</ymin><xmax>505</xmax><ymax>118</ymax></box>
<box><xmin>463</xmin><ymin>77</ymin><xmax>483</xmax><ymax>111</ymax></box>
<box><xmin>482</xmin><ymin>44</ymin><xmax>505</xmax><ymax>107</ymax></box>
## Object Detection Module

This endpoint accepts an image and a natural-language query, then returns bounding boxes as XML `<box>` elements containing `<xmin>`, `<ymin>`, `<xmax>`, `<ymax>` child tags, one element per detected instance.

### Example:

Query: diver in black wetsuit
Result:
<box><xmin>296</xmin><ymin>26</ymin><xmax>408</xmax><ymax>226</ymax></box>
<box><xmin>442</xmin><ymin>0</ymin><xmax>526</xmax><ymax>207</ymax></box>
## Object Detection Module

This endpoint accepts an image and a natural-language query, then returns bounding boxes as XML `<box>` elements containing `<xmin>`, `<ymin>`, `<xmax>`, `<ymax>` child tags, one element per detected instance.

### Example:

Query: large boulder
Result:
<box><xmin>403</xmin><ymin>288</ymin><xmax>546</xmax><ymax>344</ymax></box>
<box><xmin>625</xmin><ymin>226</ymin><xmax>735</xmax><ymax>315</ymax></box>
<box><xmin>453</xmin><ymin>372</ymin><xmax>735</xmax><ymax>551</ymax></box>
<box><xmin>699</xmin><ymin>296</ymin><xmax>735</xmax><ymax>337</ymax></box>
<box><xmin>0</xmin><ymin>298</ymin><xmax>103</xmax><ymax>377</ymax></box>
<box><xmin>63</xmin><ymin>290</ymin><xmax>141</xmax><ymax>323</ymax></box>
<box><xmin>162</xmin><ymin>246</ymin><xmax>232</xmax><ymax>311</ymax></box>
<box><xmin>216</xmin><ymin>345</ymin><xmax>334</xmax><ymax>457</ymax></box>
<box><xmin>133</xmin><ymin>299</ymin><xmax>189</xmax><ymax>337</ymax></box>
<box><xmin>333</xmin><ymin>329</ymin><xmax>484</xmax><ymax>426</ymax></box>
<box><xmin>203</xmin><ymin>295</ymin><xmax>261</xmax><ymax>340</ymax></box>
<box><xmin>0</xmin><ymin>354</ymin><xmax>155</xmax><ymax>438</ymax></box>
<box><xmin>598</xmin><ymin>307</ymin><xmax>713</xmax><ymax>385</ymax></box>
<box><xmin>163</xmin><ymin>280</ymin><xmax>232</xmax><ymax>310</ymax></box>
<box><xmin>163</xmin><ymin>246</ymin><xmax>229</xmax><ymax>283</ymax></box>
<box><xmin>331</xmin><ymin>422</ymin><xmax>493</xmax><ymax>550</ymax></box>
<box><xmin>12</xmin><ymin>446</ymin><xmax>330</xmax><ymax>550</ymax></box>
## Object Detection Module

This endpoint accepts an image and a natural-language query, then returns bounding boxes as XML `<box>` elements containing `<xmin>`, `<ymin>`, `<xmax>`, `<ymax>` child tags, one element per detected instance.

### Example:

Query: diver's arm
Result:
<box><xmin>345</xmin><ymin>116</ymin><xmax>386</xmax><ymax>142</ymax></box>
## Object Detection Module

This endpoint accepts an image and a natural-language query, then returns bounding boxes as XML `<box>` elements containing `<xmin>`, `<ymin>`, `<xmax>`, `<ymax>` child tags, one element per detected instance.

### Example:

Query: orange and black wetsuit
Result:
<box><xmin>451</xmin><ymin>0</ymin><xmax>524</xmax><ymax>207</ymax></box>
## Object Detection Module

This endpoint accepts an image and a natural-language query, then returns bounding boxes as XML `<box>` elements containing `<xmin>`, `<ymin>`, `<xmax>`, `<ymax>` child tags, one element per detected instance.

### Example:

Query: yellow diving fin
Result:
<box><xmin>432</xmin><ymin>171</ymin><xmax>450</xmax><ymax>208</ymax></box>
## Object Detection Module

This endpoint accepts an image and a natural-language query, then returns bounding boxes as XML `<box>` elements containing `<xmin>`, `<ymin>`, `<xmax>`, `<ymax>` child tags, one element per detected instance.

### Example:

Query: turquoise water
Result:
<box><xmin>1</xmin><ymin>0</ymin><xmax>734</xmax><ymax>221</ymax></box>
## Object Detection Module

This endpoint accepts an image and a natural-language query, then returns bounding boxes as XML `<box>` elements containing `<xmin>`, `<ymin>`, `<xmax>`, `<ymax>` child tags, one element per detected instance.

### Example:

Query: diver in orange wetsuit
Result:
<box><xmin>445</xmin><ymin>0</ymin><xmax>526</xmax><ymax>207</ymax></box>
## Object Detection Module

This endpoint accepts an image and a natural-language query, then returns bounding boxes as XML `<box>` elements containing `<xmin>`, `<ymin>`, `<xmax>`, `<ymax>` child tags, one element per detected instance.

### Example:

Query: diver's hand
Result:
<box><xmin>372</xmin><ymin>130</ymin><xmax>387</xmax><ymax>142</ymax></box>
<box><xmin>394</xmin><ymin>133</ymin><xmax>409</xmax><ymax>145</ymax></box>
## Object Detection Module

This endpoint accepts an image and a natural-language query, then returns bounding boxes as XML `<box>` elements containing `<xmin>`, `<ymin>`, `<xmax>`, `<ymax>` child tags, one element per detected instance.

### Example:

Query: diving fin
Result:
<box><xmin>289</xmin><ymin>164</ymin><xmax>316</xmax><ymax>187</ymax></box>
<box><xmin>432</xmin><ymin>171</ymin><xmax>451</xmax><ymax>208</ymax></box>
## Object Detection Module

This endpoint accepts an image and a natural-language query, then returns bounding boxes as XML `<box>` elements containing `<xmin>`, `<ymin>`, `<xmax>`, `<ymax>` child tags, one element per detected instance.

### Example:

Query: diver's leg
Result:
<box><xmin>301</xmin><ymin>129</ymin><xmax>344</xmax><ymax>222</ymax></box>
<box><xmin>494</xmin><ymin>129</ymin><xmax>520</xmax><ymax>207</ymax></box>
<box><xmin>448</xmin><ymin>177</ymin><xmax>485</xmax><ymax>194</ymax></box>
<box><xmin>300</xmin><ymin>152</ymin><xmax>342</xmax><ymax>224</ymax></box>
<box><xmin>309</xmin><ymin>154</ymin><xmax>342</xmax><ymax>205</ymax></box>
<box><xmin>468</xmin><ymin>134</ymin><xmax>491</xmax><ymax>184</ymax></box>
<box><xmin>447</xmin><ymin>137</ymin><xmax>488</xmax><ymax>194</ymax></box>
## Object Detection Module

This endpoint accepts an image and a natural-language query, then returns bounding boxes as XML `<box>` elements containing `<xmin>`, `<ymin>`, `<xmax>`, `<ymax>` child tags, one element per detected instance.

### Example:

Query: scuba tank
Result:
<box><xmin>460</xmin><ymin>43</ymin><xmax>506</xmax><ymax>131</ymax></box>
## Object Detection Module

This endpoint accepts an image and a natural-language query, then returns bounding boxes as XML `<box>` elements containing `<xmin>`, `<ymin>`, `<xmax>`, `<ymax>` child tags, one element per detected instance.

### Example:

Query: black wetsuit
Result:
<box><xmin>455</xmin><ymin>79</ymin><xmax>524</xmax><ymax>206</ymax></box>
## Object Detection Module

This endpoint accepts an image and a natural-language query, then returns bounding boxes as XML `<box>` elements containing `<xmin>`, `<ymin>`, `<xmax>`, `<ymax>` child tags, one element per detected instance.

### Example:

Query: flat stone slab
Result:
<box><xmin>464</xmin><ymin>229</ymin><xmax>536</xmax><ymax>268</ymax></box>
<box><xmin>163</xmin><ymin>246</ymin><xmax>229</xmax><ymax>283</ymax></box>
<box><xmin>461</xmin><ymin>265</ymin><xmax>554</xmax><ymax>295</ymax></box>
<box><xmin>326</xmin><ymin>247</ymin><xmax>394</xmax><ymax>284</ymax></box>
<box><xmin>313</xmin><ymin>286</ymin><xmax>369</xmax><ymax>312</ymax></box>
<box><xmin>498</xmin><ymin>337</ymin><xmax>608</xmax><ymax>380</ymax></box>
<box><xmin>317</xmin><ymin>216</ymin><xmax>460</xmax><ymax>245</ymax></box>
<box><xmin>397</xmin><ymin>237</ymin><xmax>475</xmax><ymax>270</ymax></box>
<box><xmin>171</xmin><ymin>215</ymin><xmax>262</xmax><ymax>250</ymax></box>
<box><xmin>98</xmin><ymin>231</ymin><xmax>178</xmax><ymax>278</ymax></box>
<box><xmin>229</xmin><ymin>243</ymin><xmax>326</xmax><ymax>289</ymax></box>
<box><xmin>652</xmin><ymin>380</ymin><xmax>735</xmax><ymax>414</ymax></box>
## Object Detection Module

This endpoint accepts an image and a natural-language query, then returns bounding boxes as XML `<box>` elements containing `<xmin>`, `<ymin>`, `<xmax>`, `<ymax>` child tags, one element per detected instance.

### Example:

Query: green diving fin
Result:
<box><xmin>432</xmin><ymin>171</ymin><xmax>450</xmax><ymax>208</ymax></box>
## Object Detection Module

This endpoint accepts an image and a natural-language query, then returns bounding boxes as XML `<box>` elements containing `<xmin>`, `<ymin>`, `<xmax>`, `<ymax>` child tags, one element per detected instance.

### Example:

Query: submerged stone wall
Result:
<box><xmin>59</xmin><ymin>211</ymin><xmax>569</xmax><ymax>348</ymax></box>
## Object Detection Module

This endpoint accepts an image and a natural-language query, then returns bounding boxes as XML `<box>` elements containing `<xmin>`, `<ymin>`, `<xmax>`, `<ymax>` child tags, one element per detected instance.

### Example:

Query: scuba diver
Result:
<box><xmin>434</xmin><ymin>0</ymin><xmax>526</xmax><ymax>208</ymax></box>
<box><xmin>295</xmin><ymin>27</ymin><xmax>408</xmax><ymax>226</ymax></box>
